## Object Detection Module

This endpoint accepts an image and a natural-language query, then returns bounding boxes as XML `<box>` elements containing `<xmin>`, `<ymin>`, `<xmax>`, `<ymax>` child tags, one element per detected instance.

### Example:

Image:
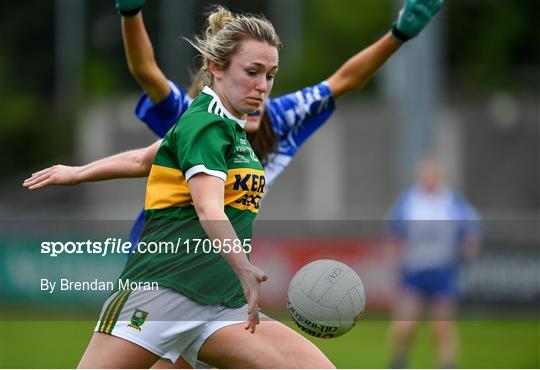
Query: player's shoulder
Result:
<box><xmin>266</xmin><ymin>80</ymin><xmax>336</xmax><ymax>135</ymax></box>
<box><xmin>391</xmin><ymin>186</ymin><xmax>414</xmax><ymax>210</ymax></box>
<box><xmin>268</xmin><ymin>81</ymin><xmax>332</xmax><ymax>107</ymax></box>
<box><xmin>182</xmin><ymin>89</ymin><xmax>236</xmax><ymax>124</ymax></box>
<box><xmin>168</xmin><ymin>80</ymin><xmax>186</xmax><ymax>98</ymax></box>
<box><xmin>399</xmin><ymin>186</ymin><xmax>416</xmax><ymax>201</ymax></box>
<box><xmin>448</xmin><ymin>190</ymin><xmax>478</xmax><ymax>214</ymax></box>
<box><xmin>444</xmin><ymin>188</ymin><xmax>468</xmax><ymax>207</ymax></box>
<box><xmin>183</xmin><ymin>110</ymin><xmax>229</xmax><ymax>127</ymax></box>
<box><xmin>175</xmin><ymin>111</ymin><xmax>234</xmax><ymax>143</ymax></box>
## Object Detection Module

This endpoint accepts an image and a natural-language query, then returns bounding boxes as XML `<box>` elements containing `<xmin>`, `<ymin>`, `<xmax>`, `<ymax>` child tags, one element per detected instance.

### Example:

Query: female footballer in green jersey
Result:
<box><xmin>77</xmin><ymin>7</ymin><xmax>334</xmax><ymax>369</ymax></box>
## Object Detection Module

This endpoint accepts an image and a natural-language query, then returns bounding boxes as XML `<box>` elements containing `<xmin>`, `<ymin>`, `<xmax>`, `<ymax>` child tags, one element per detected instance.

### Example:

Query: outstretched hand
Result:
<box><xmin>23</xmin><ymin>165</ymin><xmax>80</xmax><ymax>190</ymax></box>
<box><xmin>392</xmin><ymin>0</ymin><xmax>444</xmax><ymax>42</ymax></box>
<box><xmin>238</xmin><ymin>264</ymin><xmax>268</xmax><ymax>334</ymax></box>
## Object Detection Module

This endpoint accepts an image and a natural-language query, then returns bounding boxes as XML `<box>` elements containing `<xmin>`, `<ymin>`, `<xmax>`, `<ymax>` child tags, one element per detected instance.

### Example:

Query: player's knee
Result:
<box><xmin>396</xmin><ymin>320</ymin><xmax>418</xmax><ymax>334</ymax></box>
<box><xmin>432</xmin><ymin>320</ymin><xmax>455</xmax><ymax>335</ymax></box>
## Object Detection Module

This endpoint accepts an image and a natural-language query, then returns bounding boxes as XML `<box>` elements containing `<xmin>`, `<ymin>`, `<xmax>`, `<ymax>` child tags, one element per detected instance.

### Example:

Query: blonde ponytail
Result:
<box><xmin>185</xmin><ymin>5</ymin><xmax>281</xmax><ymax>86</ymax></box>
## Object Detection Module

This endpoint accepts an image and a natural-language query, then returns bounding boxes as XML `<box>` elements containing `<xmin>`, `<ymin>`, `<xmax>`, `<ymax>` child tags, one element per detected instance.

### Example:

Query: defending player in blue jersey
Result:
<box><xmin>388</xmin><ymin>158</ymin><xmax>481</xmax><ymax>368</ymax></box>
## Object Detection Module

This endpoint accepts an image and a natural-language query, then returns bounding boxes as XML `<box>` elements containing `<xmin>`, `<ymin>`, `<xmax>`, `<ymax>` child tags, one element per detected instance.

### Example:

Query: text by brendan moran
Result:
<box><xmin>40</xmin><ymin>278</ymin><xmax>158</xmax><ymax>294</ymax></box>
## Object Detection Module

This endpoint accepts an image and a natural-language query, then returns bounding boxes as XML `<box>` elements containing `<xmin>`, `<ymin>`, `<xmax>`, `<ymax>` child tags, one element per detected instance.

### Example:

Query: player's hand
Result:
<box><xmin>115</xmin><ymin>0</ymin><xmax>146</xmax><ymax>17</ymax></box>
<box><xmin>391</xmin><ymin>0</ymin><xmax>444</xmax><ymax>42</ymax></box>
<box><xmin>23</xmin><ymin>165</ymin><xmax>80</xmax><ymax>190</ymax></box>
<box><xmin>238</xmin><ymin>264</ymin><xmax>268</xmax><ymax>334</ymax></box>
<box><xmin>460</xmin><ymin>237</ymin><xmax>481</xmax><ymax>262</ymax></box>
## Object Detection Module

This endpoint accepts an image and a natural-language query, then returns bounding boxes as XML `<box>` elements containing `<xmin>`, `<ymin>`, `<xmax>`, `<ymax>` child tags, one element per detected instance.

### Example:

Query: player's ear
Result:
<box><xmin>209</xmin><ymin>61</ymin><xmax>224</xmax><ymax>81</ymax></box>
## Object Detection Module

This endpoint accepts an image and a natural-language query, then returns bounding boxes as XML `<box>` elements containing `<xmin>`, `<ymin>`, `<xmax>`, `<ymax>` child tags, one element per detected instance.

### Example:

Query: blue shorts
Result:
<box><xmin>401</xmin><ymin>267</ymin><xmax>457</xmax><ymax>300</ymax></box>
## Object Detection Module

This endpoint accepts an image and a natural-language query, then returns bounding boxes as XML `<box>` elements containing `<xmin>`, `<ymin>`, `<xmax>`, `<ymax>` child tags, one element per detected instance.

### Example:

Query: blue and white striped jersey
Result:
<box><xmin>389</xmin><ymin>185</ymin><xmax>481</xmax><ymax>271</ymax></box>
<box><xmin>264</xmin><ymin>81</ymin><xmax>335</xmax><ymax>184</ymax></box>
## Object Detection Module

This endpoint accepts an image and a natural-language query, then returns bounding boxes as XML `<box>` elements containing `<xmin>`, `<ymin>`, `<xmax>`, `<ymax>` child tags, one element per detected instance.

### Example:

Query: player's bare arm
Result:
<box><xmin>327</xmin><ymin>0</ymin><xmax>444</xmax><ymax>100</ymax></box>
<box><xmin>327</xmin><ymin>33</ymin><xmax>401</xmax><ymax>100</ymax></box>
<box><xmin>23</xmin><ymin>140</ymin><xmax>161</xmax><ymax>190</ymax></box>
<box><xmin>189</xmin><ymin>174</ymin><xmax>268</xmax><ymax>334</ymax></box>
<box><xmin>461</xmin><ymin>236</ymin><xmax>482</xmax><ymax>261</ymax></box>
<box><xmin>121</xmin><ymin>3</ymin><xmax>170</xmax><ymax>103</ymax></box>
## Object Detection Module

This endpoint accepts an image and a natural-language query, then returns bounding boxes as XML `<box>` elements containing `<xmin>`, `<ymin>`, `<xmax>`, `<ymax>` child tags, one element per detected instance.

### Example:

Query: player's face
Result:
<box><xmin>214</xmin><ymin>39</ymin><xmax>278</xmax><ymax>119</ymax></box>
<box><xmin>419</xmin><ymin>162</ymin><xmax>442</xmax><ymax>192</ymax></box>
<box><xmin>245</xmin><ymin>104</ymin><xmax>266</xmax><ymax>132</ymax></box>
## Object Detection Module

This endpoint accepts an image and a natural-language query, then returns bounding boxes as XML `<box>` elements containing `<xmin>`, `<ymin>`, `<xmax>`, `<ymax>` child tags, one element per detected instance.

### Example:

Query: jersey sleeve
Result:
<box><xmin>265</xmin><ymin>81</ymin><xmax>336</xmax><ymax>156</ymax></box>
<box><xmin>176</xmin><ymin>117</ymin><xmax>234</xmax><ymax>182</ymax></box>
<box><xmin>453</xmin><ymin>193</ymin><xmax>482</xmax><ymax>240</ymax></box>
<box><xmin>135</xmin><ymin>81</ymin><xmax>192</xmax><ymax>138</ymax></box>
<box><xmin>387</xmin><ymin>189</ymin><xmax>410</xmax><ymax>238</ymax></box>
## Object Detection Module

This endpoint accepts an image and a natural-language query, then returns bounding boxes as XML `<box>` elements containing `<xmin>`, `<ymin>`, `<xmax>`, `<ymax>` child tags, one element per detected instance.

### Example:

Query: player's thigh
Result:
<box><xmin>430</xmin><ymin>295</ymin><xmax>455</xmax><ymax>321</ymax></box>
<box><xmin>78</xmin><ymin>332</ymin><xmax>159</xmax><ymax>369</ymax></box>
<box><xmin>199</xmin><ymin>321</ymin><xmax>334</xmax><ymax>369</ymax></box>
<box><xmin>393</xmin><ymin>289</ymin><xmax>423</xmax><ymax>321</ymax></box>
<box><xmin>390</xmin><ymin>290</ymin><xmax>423</xmax><ymax>336</ymax></box>
<box><xmin>151</xmin><ymin>357</ymin><xmax>192</xmax><ymax>369</ymax></box>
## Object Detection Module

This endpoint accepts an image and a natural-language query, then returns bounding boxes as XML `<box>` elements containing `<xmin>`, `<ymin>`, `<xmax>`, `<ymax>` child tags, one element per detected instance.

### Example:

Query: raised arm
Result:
<box><xmin>117</xmin><ymin>0</ymin><xmax>170</xmax><ymax>103</ymax></box>
<box><xmin>327</xmin><ymin>0</ymin><xmax>444</xmax><ymax>100</ymax></box>
<box><xmin>189</xmin><ymin>174</ymin><xmax>267</xmax><ymax>333</ymax></box>
<box><xmin>327</xmin><ymin>33</ymin><xmax>401</xmax><ymax>100</ymax></box>
<box><xmin>23</xmin><ymin>141</ymin><xmax>161</xmax><ymax>190</ymax></box>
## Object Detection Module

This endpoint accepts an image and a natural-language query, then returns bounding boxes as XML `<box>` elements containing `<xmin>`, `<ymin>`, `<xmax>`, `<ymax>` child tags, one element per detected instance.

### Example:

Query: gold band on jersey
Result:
<box><xmin>145</xmin><ymin>165</ymin><xmax>265</xmax><ymax>214</ymax></box>
<box><xmin>225</xmin><ymin>168</ymin><xmax>265</xmax><ymax>213</ymax></box>
<box><xmin>145</xmin><ymin>165</ymin><xmax>191</xmax><ymax>210</ymax></box>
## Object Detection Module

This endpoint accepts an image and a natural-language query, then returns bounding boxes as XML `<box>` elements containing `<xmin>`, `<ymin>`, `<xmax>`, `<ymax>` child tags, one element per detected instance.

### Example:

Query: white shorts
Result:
<box><xmin>94</xmin><ymin>286</ymin><xmax>269</xmax><ymax>367</ymax></box>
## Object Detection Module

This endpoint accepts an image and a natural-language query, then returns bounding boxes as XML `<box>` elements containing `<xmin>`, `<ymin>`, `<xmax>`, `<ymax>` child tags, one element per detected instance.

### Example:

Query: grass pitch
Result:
<box><xmin>1</xmin><ymin>317</ymin><xmax>538</xmax><ymax>368</ymax></box>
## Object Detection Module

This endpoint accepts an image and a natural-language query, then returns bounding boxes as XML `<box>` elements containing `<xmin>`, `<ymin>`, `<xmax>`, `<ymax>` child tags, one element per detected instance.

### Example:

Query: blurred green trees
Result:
<box><xmin>446</xmin><ymin>0</ymin><xmax>540</xmax><ymax>90</ymax></box>
<box><xmin>1</xmin><ymin>0</ymin><xmax>538</xmax><ymax>175</ymax></box>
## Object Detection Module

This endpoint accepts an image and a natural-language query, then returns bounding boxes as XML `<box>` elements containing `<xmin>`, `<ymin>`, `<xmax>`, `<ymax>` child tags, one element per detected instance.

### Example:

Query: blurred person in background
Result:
<box><xmin>387</xmin><ymin>158</ymin><xmax>482</xmax><ymax>368</ymax></box>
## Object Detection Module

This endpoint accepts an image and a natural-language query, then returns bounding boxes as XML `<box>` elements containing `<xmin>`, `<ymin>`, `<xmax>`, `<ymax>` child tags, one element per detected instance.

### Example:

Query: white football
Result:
<box><xmin>286</xmin><ymin>259</ymin><xmax>366</xmax><ymax>338</ymax></box>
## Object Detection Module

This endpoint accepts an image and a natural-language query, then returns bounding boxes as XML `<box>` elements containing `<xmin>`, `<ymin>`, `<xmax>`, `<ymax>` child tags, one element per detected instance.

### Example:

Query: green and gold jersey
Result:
<box><xmin>119</xmin><ymin>86</ymin><xmax>265</xmax><ymax>308</ymax></box>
